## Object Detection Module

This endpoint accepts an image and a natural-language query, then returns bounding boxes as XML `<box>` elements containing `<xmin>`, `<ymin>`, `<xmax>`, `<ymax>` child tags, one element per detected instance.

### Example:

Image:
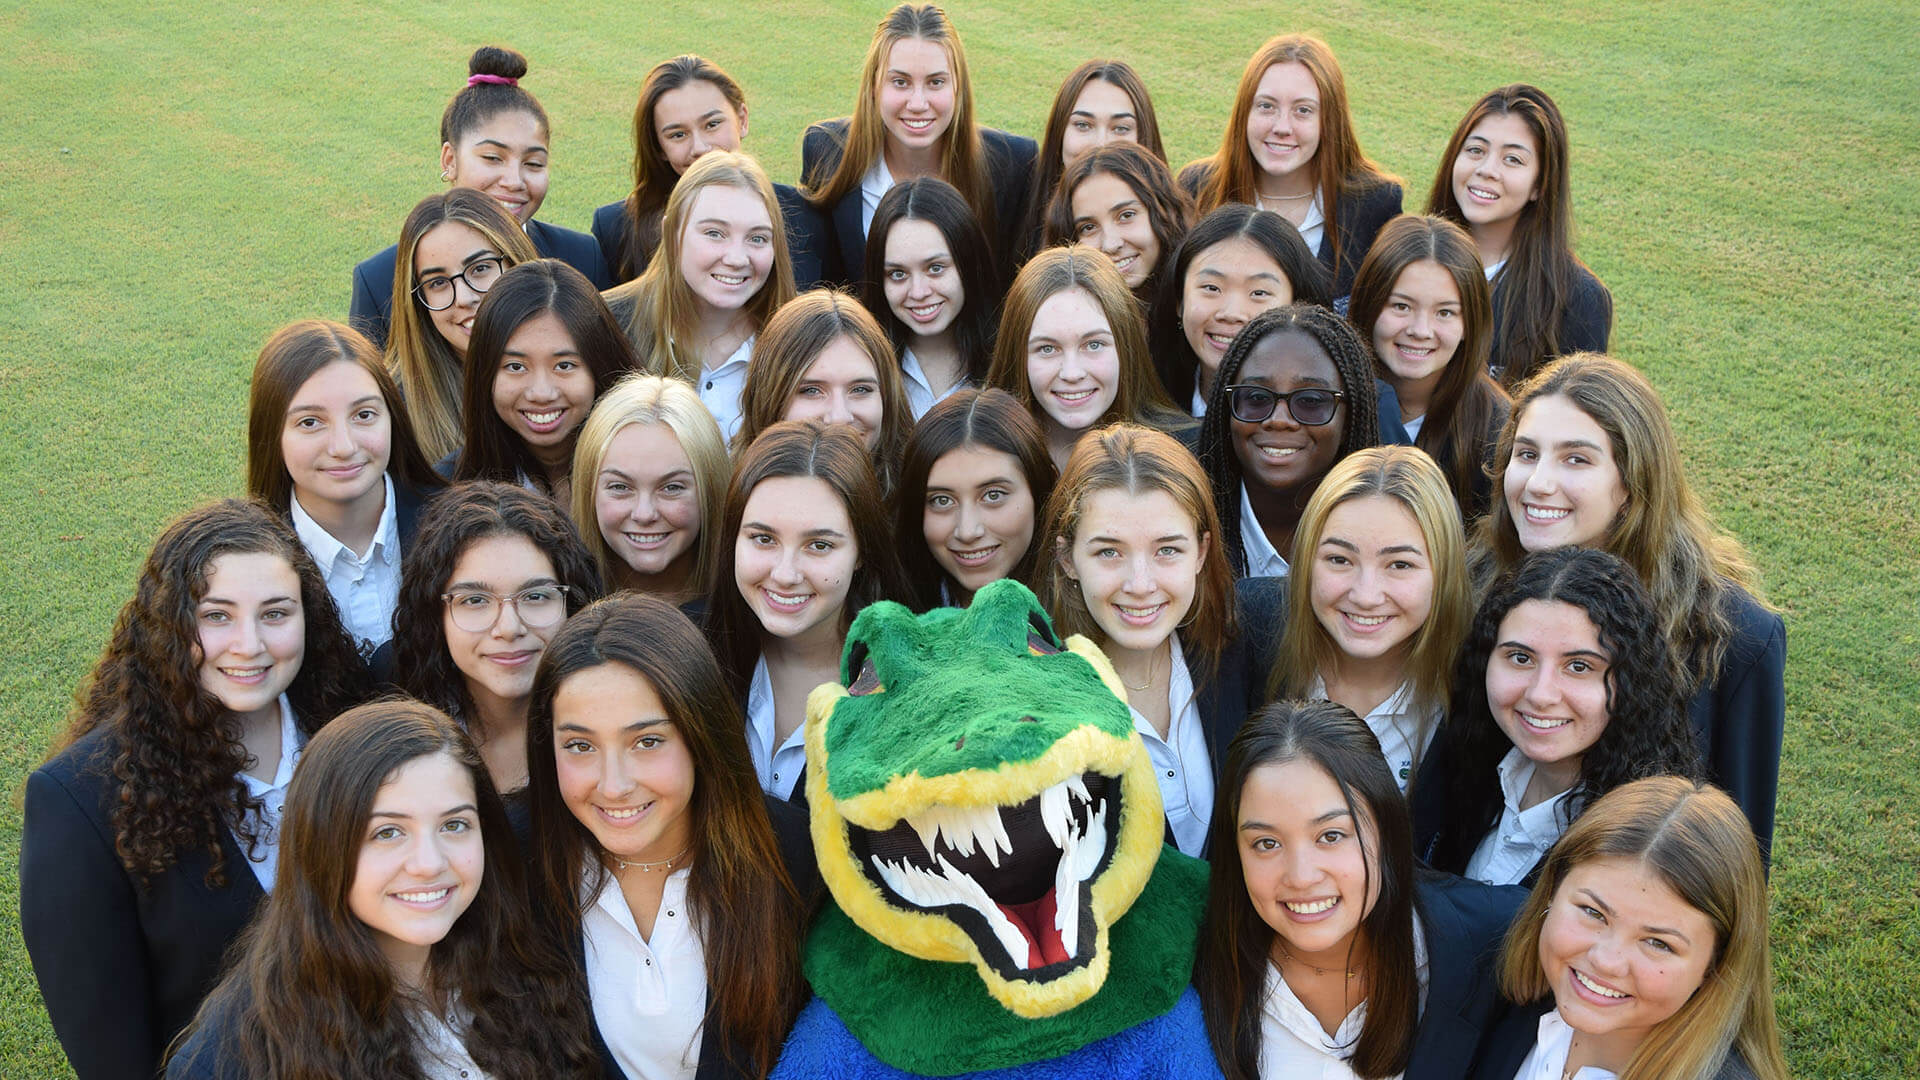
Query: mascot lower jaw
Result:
<box><xmin>772</xmin><ymin>581</ymin><xmax>1222</xmax><ymax>1078</ymax></box>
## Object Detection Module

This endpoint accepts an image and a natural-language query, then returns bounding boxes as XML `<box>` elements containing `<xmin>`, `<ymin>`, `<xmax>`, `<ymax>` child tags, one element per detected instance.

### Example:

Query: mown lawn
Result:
<box><xmin>4</xmin><ymin>2</ymin><xmax>1916</xmax><ymax>1075</ymax></box>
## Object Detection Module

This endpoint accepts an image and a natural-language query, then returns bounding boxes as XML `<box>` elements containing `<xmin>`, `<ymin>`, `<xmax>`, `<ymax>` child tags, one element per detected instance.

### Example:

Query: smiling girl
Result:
<box><xmin>1477</xmin><ymin>776</ymin><xmax>1789</xmax><ymax>1080</ymax></box>
<box><xmin>1426</xmin><ymin>85</ymin><xmax>1611</xmax><ymax>387</ymax></box>
<box><xmin>1181</xmin><ymin>35</ymin><xmax>1401</xmax><ymax>300</ymax></box>
<box><xmin>605</xmin><ymin>152</ymin><xmax>797</xmax><ymax>444</ymax></box>
<box><xmin>1410</xmin><ymin>547</ymin><xmax>1700</xmax><ymax>887</ymax></box>
<box><xmin>351</xmin><ymin>46</ymin><xmax>609</xmax><ymax>350</ymax></box>
<box><xmin>862</xmin><ymin>178</ymin><xmax>1002</xmax><ymax>418</ymax></box>
<box><xmin>1045</xmin><ymin>141</ymin><xmax>1193</xmax><ymax>304</ymax></box>
<box><xmin>166</xmin><ymin>700</ymin><xmax>597</xmax><ymax>1080</ymax></box>
<box><xmin>393</xmin><ymin>482</ymin><xmax>603</xmax><ymax>794</ymax></box>
<box><xmin>706</xmin><ymin>422</ymin><xmax>908</xmax><ymax>801</ymax></box>
<box><xmin>22</xmin><ymin>500</ymin><xmax>368</xmax><ymax>1080</ymax></box>
<box><xmin>800</xmin><ymin>3</ymin><xmax>1038</xmax><ymax>282</ymax></box>
<box><xmin>1019</xmin><ymin>59</ymin><xmax>1167</xmax><ymax>261</ymax></box>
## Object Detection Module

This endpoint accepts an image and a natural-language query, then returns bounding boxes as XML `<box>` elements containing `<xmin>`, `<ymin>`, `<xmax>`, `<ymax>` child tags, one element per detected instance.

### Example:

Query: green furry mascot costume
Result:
<box><xmin>772</xmin><ymin>581</ymin><xmax>1221</xmax><ymax>1078</ymax></box>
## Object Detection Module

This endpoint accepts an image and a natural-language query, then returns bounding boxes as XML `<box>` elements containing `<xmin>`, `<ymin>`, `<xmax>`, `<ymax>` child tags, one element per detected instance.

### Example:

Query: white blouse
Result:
<box><xmin>696</xmin><ymin>336</ymin><xmax>755</xmax><ymax>446</ymax></box>
<box><xmin>1512</xmin><ymin>1010</ymin><xmax>1617</xmax><ymax>1080</ymax></box>
<box><xmin>1126</xmin><ymin>636</ymin><xmax>1213</xmax><ymax>857</ymax></box>
<box><xmin>1239</xmin><ymin>483</ymin><xmax>1291</xmax><ymax>577</ymax></box>
<box><xmin>583</xmin><ymin>867</ymin><xmax>708</xmax><ymax>1080</ymax></box>
<box><xmin>1463</xmin><ymin>749</ymin><xmax>1579</xmax><ymax>885</ymax></box>
<box><xmin>414</xmin><ymin>1005</ymin><xmax>490</xmax><ymax>1080</ymax></box>
<box><xmin>745</xmin><ymin>656</ymin><xmax>808</xmax><ymax>800</ymax></box>
<box><xmin>1307</xmin><ymin>677</ymin><xmax>1439</xmax><ymax>793</ymax></box>
<box><xmin>233</xmin><ymin>694</ymin><xmax>303</xmax><ymax>891</ymax></box>
<box><xmin>1256</xmin><ymin>917</ymin><xmax>1428</xmax><ymax>1079</ymax></box>
<box><xmin>900</xmin><ymin>348</ymin><xmax>969</xmax><ymax>420</ymax></box>
<box><xmin>290</xmin><ymin>474</ymin><xmax>401</xmax><ymax>657</ymax></box>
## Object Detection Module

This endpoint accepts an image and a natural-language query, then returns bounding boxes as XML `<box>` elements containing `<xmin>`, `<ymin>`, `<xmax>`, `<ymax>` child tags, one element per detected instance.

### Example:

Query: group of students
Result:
<box><xmin>21</xmin><ymin>5</ymin><xmax>1791</xmax><ymax>1080</ymax></box>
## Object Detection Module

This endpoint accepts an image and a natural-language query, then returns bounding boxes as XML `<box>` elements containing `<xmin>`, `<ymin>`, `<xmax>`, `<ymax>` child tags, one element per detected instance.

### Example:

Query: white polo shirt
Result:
<box><xmin>1464</xmin><ymin>749</ymin><xmax>1579</xmax><ymax>886</ymax></box>
<box><xmin>1127</xmin><ymin>637</ymin><xmax>1213</xmax><ymax>857</ymax></box>
<box><xmin>290</xmin><ymin>475</ymin><xmax>401</xmax><ymax>657</ymax></box>
<box><xmin>583</xmin><ymin>867</ymin><xmax>707</xmax><ymax>1080</ymax></box>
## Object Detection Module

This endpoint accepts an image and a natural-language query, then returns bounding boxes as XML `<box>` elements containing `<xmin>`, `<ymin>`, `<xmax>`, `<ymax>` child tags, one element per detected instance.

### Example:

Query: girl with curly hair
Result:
<box><xmin>1408</xmin><ymin>546</ymin><xmax>1702</xmax><ymax>886</ymax></box>
<box><xmin>21</xmin><ymin>499</ymin><xmax>369</xmax><ymax>1079</ymax></box>
<box><xmin>165</xmin><ymin>700</ymin><xmax>598</xmax><ymax>1080</ymax></box>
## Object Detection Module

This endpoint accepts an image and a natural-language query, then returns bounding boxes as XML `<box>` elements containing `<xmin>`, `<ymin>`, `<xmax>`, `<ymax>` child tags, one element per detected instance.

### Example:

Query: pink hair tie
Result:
<box><xmin>467</xmin><ymin>73</ymin><xmax>518</xmax><ymax>87</ymax></box>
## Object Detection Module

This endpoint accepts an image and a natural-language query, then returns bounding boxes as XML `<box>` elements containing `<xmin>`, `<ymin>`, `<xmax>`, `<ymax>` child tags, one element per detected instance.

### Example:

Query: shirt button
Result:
<box><xmin>1166</xmin><ymin>770</ymin><xmax>1175</xmax><ymax>778</ymax></box>
<box><xmin>645</xmin><ymin>958</ymin><xmax>652</xmax><ymax>966</ymax></box>
<box><xmin>705</xmin><ymin>381</ymin><xmax>714</xmax><ymax>390</ymax></box>
<box><xmin>773</xmin><ymin>772</ymin><xmax>780</xmax><ymax>784</ymax></box>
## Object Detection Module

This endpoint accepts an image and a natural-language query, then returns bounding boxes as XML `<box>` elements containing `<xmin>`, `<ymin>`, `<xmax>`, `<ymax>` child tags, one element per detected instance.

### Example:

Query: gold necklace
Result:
<box><xmin>613</xmin><ymin>846</ymin><xmax>688</xmax><ymax>873</ymax></box>
<box><xmin>1277</xmin><ymin>939</ymin><xmax>1357</xmax><ymax>979</ymax></box>
<box><xmin>1121</xmin><ymin>648</ymin><xmax>1160</xmax><ymax>692</ymax></box>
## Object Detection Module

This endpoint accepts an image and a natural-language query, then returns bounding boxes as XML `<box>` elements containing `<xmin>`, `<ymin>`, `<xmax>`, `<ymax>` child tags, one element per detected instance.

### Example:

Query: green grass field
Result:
<box><xmin>6</xmin><ymin>1</ymin><xmax>1917</xmax><ymax>1075</ymax></box>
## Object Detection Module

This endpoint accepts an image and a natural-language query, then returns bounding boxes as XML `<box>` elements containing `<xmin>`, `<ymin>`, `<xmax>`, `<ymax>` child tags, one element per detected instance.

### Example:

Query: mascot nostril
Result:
<box><xmin>775</xmin><ymin>580</ymin><xmax>1221</xmax><ymax>1078</ymax></box>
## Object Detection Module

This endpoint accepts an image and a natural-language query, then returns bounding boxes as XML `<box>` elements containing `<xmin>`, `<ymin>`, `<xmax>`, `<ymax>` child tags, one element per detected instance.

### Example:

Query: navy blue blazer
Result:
<box><xmin>1196</xmin><ymin>574</ymin><xmax>1288</xmax><ymax>776</ymax></box>
<box><xmin>22</xmin><ymin>729</ymin><xmax>270</xmax><ymax>1080</ymax></box>
<box><xmin>348</xmin><ymin>217</ymin><xmax>613</xmax><ymax>351</ymax></box>
<box><xmin>589</xmin><ymin>184</ymin><xmax>830</xmax><ymax>292</ymax></box>
<box><xmin>1174</xmin><ymin>163</ymin><xmax>1404</xmax><ymax>298</ymax></box>
<box><xmin>1473</xmin><ymin>996</ymin><xmax>1761</xmax><ymax>1080</ymax></box>
<box><xmin>798</xmin><ymin>120</ymin><xmax>1038</xmax><ymax>287</ymax></box>
<box><xmin>1486</xmin><ymin>261</ymin><xmax>1612</xmax><ymax>381</ymax></box>
<box><xmin>1403</xmin><ymin>873</ymin><xmax>1528</xmax><ymax>1080</ymax></box>
<box><xmin>1688</xmin><ymin>584</ymin><xmax>1785</xmax><ymax>865</ymax></box>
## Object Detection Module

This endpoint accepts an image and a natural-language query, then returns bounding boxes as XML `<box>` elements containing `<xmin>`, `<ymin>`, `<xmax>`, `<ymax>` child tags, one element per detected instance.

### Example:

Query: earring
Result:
<box><xmin>441</xmin><ymin>169</ymin><xmax>452</xmax><ymax>181</ymax></box>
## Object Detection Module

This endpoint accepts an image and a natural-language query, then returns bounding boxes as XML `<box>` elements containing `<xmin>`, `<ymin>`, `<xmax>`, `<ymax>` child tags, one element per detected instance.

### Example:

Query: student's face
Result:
<box><xmin>1371</xmin><ymin>259</ymin><xmax>1464</xmax><ymax>394</ymax></box>
<box><xmin>1244</xmin><ymin>62</ymin><xmax>1321</xmax><ymax>183</ymax></box>
<box><xmin>1062</xmin><ymin>488</ymin><xmax>1208</xmax><ymax>654</ymax></box>
<box><xmin>348</xmin><ymin>752</ymin><xmax>483</xmax><ymax>985</ymax></box>
<box><xmin>441</xmin><ymin>109</ymin><xmax>548</xmax><ymax>224</ymax></box>
<box><xmin>677</xmin><ymin>184</ymin><xmax>775</xmax><ymax>314</ymax></box>
<box><xmin>1229</xmin><ymin>332</ymin><xmax>1346</xmax><ymax>498</ymax></box>
<box><xmin>195</xmin><ymin>552</ymin><xmax>305</xmax><ymax>729</ymax></box>
<box><xmin>1503</xmin><ymin>395</ymin><xmax>1627</xmax><ymax>550</ymax></box>
<box><xmin>734</xmin><ymin>476</ymin><xmax>859</xmax><ymax>643</ymax></box>
<box><xmin>1060</xmin><ymin>78</ymin><xmax>1140</xmax><ymax>164</ymax></box>
<box><xmin>1309</xmin><ymin>495</ymin><xmax>1434</xmax><ymax>667</ymax></box>
<box><xmin>1451</xmin><ymin>112</ymin><xmax>1541</xmax><ymax>231</ymax></box>
<box><xmin>1070</xmin><ymin>171</ymin><xmax>1160</xmax><ymax>289</ymax></box>
<box><xmin>492</xmin><ymin>312</ymin><xmax>596</xmax><ymax>455</ymax></box>
<box><xmin>1025</xmin><ymin>287</ymin><xmax>1120</xmax><ymax>435</ymax></box>
<box><xmin>594</xmin><ymin>422</ymin><xmax>702</xmax><ymax>579</ymax></box>
<box><xmin>441</xmin><ymin>534</ymin><xmax>565</xmax><ymax>708</ymax></box>
<box><xmin>413</xmin><ymin>222</ymin><xmax>502</xmax><ymax>357</ymax></box>
<box><xmin>882</xmin><ymin>218</ymin><xmax>966</xmax><ymax>338</ymax></box>
<box><xmin>1237</xmin><ymin>758</ymin><xmax>1380</xmax><ymax>960</ymax></box>
<box><xmin>1539</xmin><ymin>856</ymin><xmax>1717</xmax><ymax>1047</ymax></box>
<box><xmin>876</xmin><ymin>37</ymin><xmax>956</xmax><ymax>153</ymax></box>
<box><xmin>1180</xmin><ymin>238</ymin><xmax>1293</xmax><ymax>384</ymax></box>
<box><xmin>924</xmin><ymin>445</ymin><xmax>1038</xmax><ymax>598</ymax></box>
<box><xmin>281</xmin><ymin>361</ymin><xmax>392</xmax><ymax>510</ymax></box>
<box><xmin>653</xmin><ymin>80</ymin><xmax>746</xmax><ymax>175</ymax></box>
<box><xmin>781</xmin><ymin>337</ymin><xmax>885</xmax><ymax>451</ymax></box>
<box><xmin>1486</xmin><ymin>599</ymin><xmax>1612</xmax><ymax>777</ymax></box>
<box><xmin>551</xmin><ymin>662</ymin><xmax>696</xmax><ymax>867</ymax></box>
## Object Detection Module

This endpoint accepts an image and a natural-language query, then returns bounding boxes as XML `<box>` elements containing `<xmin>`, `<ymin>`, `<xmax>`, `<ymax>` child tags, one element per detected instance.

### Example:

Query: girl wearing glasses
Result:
<box><xmin>1199</xmin><ymin>304</ymin><xmax>1379</xmax><ymax>578</ymax></box>
<box><xmin>705</xmin><ymin>422</ymin><xmax>909</xmax><ymax>802</ymax></box>
<box><xmin>165</xmin><ymin>700</ymin><xmax>598</xmax><ymax>1080</ymax></box>
<box><xmin>985</xmin><ymin>246</ymin><xmax>1191</xmax><ymax>472</ymax></box>
<box><xmin>861</xmin><ymin>178</ymin><xmax>1001</xmax><ymax>420</ymax></box>
<box><xmin>22</xmin><ymin>500</ymin><xmax>369</xmax><ymax>1080</ymax></box>
<box><xmin>452</xmin><ymin>260</ymin><xmax>638</xmax><ymax>503</ymax></box>
<box><xmin>350</xmin><ymin>46</ymin><xmax>609</xmax><ymax>351</ymax></box>
<box><xmin>383</xmin><ymin>189</ymin><xmax>539</xmax><ymax>462</ymax></box>
<box><xmin>1036</xmin><ymin>424</ymin><xmax>1282</xmax><ymax>858</ymax></box>
<box><xmin>393</xmin><ymin>482</ymin><xmax>603</xmax><ymax>794</ymax></box>
<box><xmin>1043</xmin><ymin>141</ymin><xmax>1193</xmax><ymax>306</ymax></box>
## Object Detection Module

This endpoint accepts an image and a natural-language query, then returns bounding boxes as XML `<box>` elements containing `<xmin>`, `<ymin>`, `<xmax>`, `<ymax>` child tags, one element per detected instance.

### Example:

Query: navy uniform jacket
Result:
<box><xmin>1688</xmin><ymin>584</ymin><xmax>1785</xmax><ymax>866</ymax></box>
<box><xmin>22</xmin><ymin>729</ymin><xmax>269</xmax><ymax>1080</ymax></box>
<box><xmin>589</xmin><ymin>185</ymin><xmax>831</xmax><ymax>292</ymax></box>
<box><xmin>1486</xmin><ymin>261</ymin><xmax>1612</xmax><ymax>381</ymax></box>
<box><xmin>348</xmin><ymin>217</ymin><xmax>612</xmax><ymax>350</ymax></box>
<box><xmin>1473</xmin><ymin>996</ymin><xmax>1762</xmax><ymax>1080</ymax></box>
<box><xmin>798</xmin><ymin>120</ymin><xmax>1038</xmax><ymax>288</ymax></box>
<box><xmin>1175</xmin><ymin>162</ymin><xmax>1405</xmax><ymax>299</ymax></box>
<box><xmin>1404</xmin><ymin>874</ymin><xmax>1529</xmax><ymax>1080</ymax></box>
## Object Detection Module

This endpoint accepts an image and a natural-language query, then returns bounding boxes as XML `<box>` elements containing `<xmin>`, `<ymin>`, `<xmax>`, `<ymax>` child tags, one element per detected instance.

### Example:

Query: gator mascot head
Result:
<box><xmin>804</xmin><ymin>579</ymin><xmax>1165</xmax><ymax>1020</ymax></box>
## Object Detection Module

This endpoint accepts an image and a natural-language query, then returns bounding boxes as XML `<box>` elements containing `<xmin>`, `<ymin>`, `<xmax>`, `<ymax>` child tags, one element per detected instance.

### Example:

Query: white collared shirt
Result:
<box><xmin>859</xmin><ymin>157</ymin><xmax>897</xmax><ymax>238</ymax></box>
<box><xmin>233</xmin><ymin>695</ymin><xmax>303</xmax><ymax>891</ymax></box>
<box><xmin>696</xmin><ymin>336</ymin><xmax>755</xmax><ymax>446</ymax></box>
<box><xmin>1127</xmin><ymin>637</ymin><xmax>1213</xmax><ymax>857</ymax></box>
<box><xmin>583</xmin><ymin>868</ymin><xmax>707</xmax><ymax>1080</ymax></box>
<box><xmin>1401</xmin><ymin>412</ymin><xmax>1427</xmax><ymax>441</ymax></box>
<box><xmin>1239</xmin><ymin>483</ymin><xmax>1291</xmax><ymax>577</ymax></box>
<box><xmin>1255</xmin><ymin>915</ymin><xmax>1428</xmax><ymax>1079</ymax></box>
<box><xmin>900</xmin><ymin>348</ymin><xmax>970</xmax><ymax>420</ymax></box>
<box><xmin>1295</xmin><ymin>195</ymin><xmax>1326</xmax><ymax>258</ymax></box>
<box><xmin>1192</xmin><ymin>383</ymin><xmax>1209</xmax><ymax>418</ymax></box>
<box><xmin>1483</xmin><ymin>258</ymin><xmax>1506</xmax><ymax>282</ymax></box>
<box><xmin>745</xmin><ymin>656</ymin><xmax>808</xmax><ymax>800</ymax></box>
<box><xmin>1512</xmin><ymin>1010</ymin><xmax>1617</xmax><ymax>1080</ymax></box>
<box><xmin>1307</xmin><ymin>677</ymin><xmax>1439</xmax><ymax>793</ymax></box>
<box><xmin>289</xmin><ymin>474</ymin><xmax>401</xmax><ymax>656</ymax></box>
<box><xmin>1464</xmin><ymin>749</ymin><xmax>1579</xmax><ymax>885</ymax></box>
<box><xmin>414</xmin><ymin>1005</ymin><xmax>490</xmax><ymax>1080</ymax></box>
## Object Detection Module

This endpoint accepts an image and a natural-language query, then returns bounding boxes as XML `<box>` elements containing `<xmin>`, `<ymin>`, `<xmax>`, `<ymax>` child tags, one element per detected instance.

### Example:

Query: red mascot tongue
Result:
<box><xmin>997</xmin><ymin>890</ymin><xmax>1070</xmax><ymax>968</ymax></box>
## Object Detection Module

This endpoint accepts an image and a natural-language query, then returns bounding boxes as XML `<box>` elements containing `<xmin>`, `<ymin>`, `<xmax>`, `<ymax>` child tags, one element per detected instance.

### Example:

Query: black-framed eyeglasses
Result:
<box><xmin>1225</xmin><ymin>384</ymin><xmax>1346</xmax><ymax>427</ymax></box>
<box><xmin>413</xmin><ymin>256</ymin><xmax>507</xmax><ymax>311</ymax></box>
<box><xmin>440</xmin><ymin>584</ymin><xmax>571</xmax><ymax>633</ymax></box>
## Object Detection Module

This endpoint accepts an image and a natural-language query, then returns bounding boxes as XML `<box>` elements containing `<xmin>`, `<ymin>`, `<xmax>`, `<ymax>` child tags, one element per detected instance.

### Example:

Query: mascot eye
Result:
<box><xmin>1025</xmin><ymin>608</ymin><xmax>1064</xmax><ymax>655</ymax></box>
<box><xmin>847</xmin><ymin>644</ymin><xmax>885</xmax><ymax>695</ymax></box>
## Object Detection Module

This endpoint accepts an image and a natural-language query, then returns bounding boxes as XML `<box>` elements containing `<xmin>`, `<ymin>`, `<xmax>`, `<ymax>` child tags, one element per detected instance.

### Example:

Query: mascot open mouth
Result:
<box><xmin>850</xmin><ymin>771</ymin><xmax>1121</xmax><ymax>978</ymax></box>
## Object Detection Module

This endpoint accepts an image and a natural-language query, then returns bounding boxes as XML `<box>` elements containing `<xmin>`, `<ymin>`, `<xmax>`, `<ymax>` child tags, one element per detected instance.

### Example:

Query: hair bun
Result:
<box><xmin>468</xmin><ymin>45</ymin><xmax>529</xmax><ymax>81</ymax></box>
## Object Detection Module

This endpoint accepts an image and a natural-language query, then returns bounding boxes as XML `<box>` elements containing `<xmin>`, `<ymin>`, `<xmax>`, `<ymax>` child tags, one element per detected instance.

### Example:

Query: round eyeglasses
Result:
<box><xmin>1224</xmin><ymin>384</ymin><xmax>1346</xmax><ymax>427</ymax></box>
<box><xmin>440</xmin><ymin>584</ymin><xmax>571</xmax><ymax>633</ymax></box>
<box><xmin>413</xmin><ymin>256</ymin><xmax>506</xmax><ymax>311</ymax></box>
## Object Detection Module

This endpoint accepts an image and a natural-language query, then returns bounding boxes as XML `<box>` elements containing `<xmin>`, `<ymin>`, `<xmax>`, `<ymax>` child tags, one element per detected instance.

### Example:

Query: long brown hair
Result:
<box><xmin>801</xmin><ymin>4</ymin><xmax>996</xmax><ymax>240</ymax></box>
<box><xmin>1197</xmin><ymin>700</ymin><xmax>1421</xmax><ymax>1080</ymax></box>
<box><xmin>1191</xmin><ymin>34</ymin><xmax>1397</xmax><ymax>284</ymax></box>
<box><xmin>1346</xmin><ymin>215</ymin><xmax>1510</xmax><ymax>521</ymax></box>
<box><xmin>1020</xmin><ymin>59</ymin><xmax>1167</xmax><ymax>258</ymax></box>
<box><xmin>525</xmin><ymin>595</ymin><xmax>807</xmax><ymax>1078</ymax></box>
<box><xmin>59</xmin><ymin>500</ymin><xmax>368</xmax><ymax>886</ymax></box>
<box><xmin>1043</xmin><ymin>141</ymin><xmax>1193</xmax><ymax>304</ymax></box>
<box><xmin>246</xmin><ymin>319</ymin><xmax>440</xmax><ymax>510</ymax></box>
<box><xmin>1425</xmin><ymin>84</ymin><xmax>1607</xmax><ymax>387</ymax></box>
<box><xmin>620</xmin><ymin>55</ymin><xmax>748</xmax><ymax>281</ymax></box>
<box><xmin>175</xmin><ymin>699</ymin><xmax>597</xmax><ymax>1079</ymax></box>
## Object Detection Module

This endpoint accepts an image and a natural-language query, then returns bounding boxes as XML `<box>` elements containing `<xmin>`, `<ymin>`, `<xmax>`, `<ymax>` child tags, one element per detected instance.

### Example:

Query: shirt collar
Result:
<box><xmin>289</xmin><ymin>474</ymin><xmax>398</xmax><ymax>567</ymax></box>
<box><xmin>237</xmin><ymin>695</ymin><xmax>303</xmax><ymax>797</ymax></box>
<box><xmin>1238</xmin><ymin>482</ymin><xmax>1290</xmax><ymax>576</ymax></box>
